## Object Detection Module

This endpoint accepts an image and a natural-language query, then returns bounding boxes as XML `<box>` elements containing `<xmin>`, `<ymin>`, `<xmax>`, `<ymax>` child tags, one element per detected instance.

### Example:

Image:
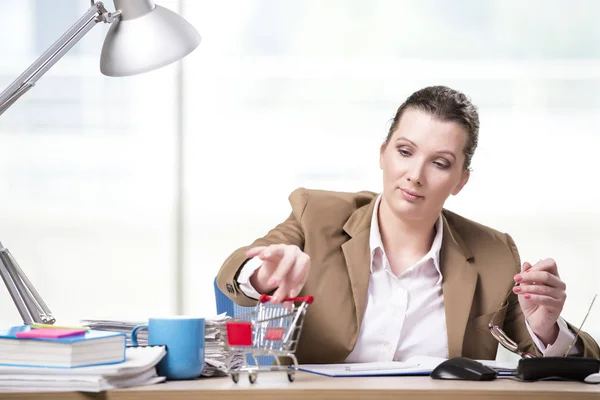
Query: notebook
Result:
<box><xmin>0</xmin><ymin>325</ymin><xmax>126</xmax><ymax>368</ymax></box>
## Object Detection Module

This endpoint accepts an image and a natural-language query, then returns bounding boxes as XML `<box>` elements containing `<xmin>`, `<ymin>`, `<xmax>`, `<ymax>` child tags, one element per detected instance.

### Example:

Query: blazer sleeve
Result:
<box><xmin>504</xmin><ymin>234</ymin><xmax>600</xmax><ymax>359</ymax></box>
<box><xmin>216</xmin><ymin>189</ymin><xmax>310</xmax><ymax>307</ymax></box>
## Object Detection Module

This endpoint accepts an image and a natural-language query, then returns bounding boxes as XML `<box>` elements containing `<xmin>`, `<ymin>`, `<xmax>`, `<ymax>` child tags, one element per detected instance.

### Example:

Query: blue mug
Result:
<box><xmin>131</xmin><ymin>316</ymin><xmax>205</xmax><ymax>380</ymax></box>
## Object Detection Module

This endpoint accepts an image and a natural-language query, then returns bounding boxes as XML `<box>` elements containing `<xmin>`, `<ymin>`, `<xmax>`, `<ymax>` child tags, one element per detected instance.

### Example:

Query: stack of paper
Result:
<box><xmin>203</xmin><ymin>313</ymin><xmax>244</xmax><ymax>377</ymax></box>
<box><xmin>80</xmin><ymin>319</ymin><xmax>146</xmax><ymax>346</ymax></box>
<box><xmin>0</xmin><ymin>346</ymin><xmax>166</xmax><ymax>393</ymax></box>
<box><xmin>80</xmin><ymin>314</ymin><xmax>244</xmax><ymax>377</ymax></box>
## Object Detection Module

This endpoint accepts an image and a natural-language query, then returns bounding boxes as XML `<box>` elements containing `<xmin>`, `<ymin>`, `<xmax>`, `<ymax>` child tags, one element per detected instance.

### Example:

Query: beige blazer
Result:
<box><xmin>217</xmin><ymin>188</ymin><xmax>600</xmax><ymax>363</ymax></box>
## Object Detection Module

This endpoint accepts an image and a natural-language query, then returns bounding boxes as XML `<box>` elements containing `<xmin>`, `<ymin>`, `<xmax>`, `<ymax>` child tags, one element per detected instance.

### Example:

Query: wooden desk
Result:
<box><xmin>2</xmin><ymin>372</ymin><xmax>599</xmax><ymax>400</ymax></box>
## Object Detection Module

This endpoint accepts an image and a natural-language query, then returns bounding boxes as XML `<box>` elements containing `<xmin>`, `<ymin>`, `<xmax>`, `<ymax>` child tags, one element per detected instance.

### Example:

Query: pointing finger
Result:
<box><xmin>260</xmin><ymin>244</ymin><xmax>288</xmax><ymax>261</ymax></box>
<box><xmin>270</xmin><ymin>250</ymin><xmax>296</xmax><ymax>286</ymax></box>
<box><xmin>245</xmin><ymin>246</ymin><xmax>267</xmax><ymax>258</ymax></box>
<box><xmin>272</xmin><ymin>281</ymin><xmax>290</xmax><ymax>304</ymax></box>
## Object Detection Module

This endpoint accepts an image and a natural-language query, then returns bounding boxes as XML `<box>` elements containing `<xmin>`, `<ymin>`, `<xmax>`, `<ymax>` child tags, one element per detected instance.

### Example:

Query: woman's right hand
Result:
<box><xmin>245</xmin><ymin>244</ymin><xmax>311</xmax><ymax>303</ymax></box>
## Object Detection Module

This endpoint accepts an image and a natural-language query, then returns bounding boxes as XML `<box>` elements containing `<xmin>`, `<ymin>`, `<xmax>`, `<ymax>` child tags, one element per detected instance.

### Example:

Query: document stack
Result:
<box><xmin>81</xmin><ymin>314</ymin><xmax>244</xmax><ymax>377</ymax></box>
<box><xmin>0</xmin><ymin>343</ymin><xmax>166</xmax><ymax>392</ymax></box>
<box><xmin>80</xmin><ymin>319</ymin><xmax>146</xmax><ymax>346</ymax></box>
<box><xmin>203</xmin><ymin>313</ymin><xmax>244</xmax><ymax>377</ymax></box>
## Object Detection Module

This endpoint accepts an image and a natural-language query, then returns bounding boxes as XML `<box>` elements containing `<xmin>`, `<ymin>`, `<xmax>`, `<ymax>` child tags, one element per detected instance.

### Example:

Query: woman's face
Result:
<box><xmin>379</xmin><ymin>108</ymin><xmax>470</xmax><ymax>223</ymax></box>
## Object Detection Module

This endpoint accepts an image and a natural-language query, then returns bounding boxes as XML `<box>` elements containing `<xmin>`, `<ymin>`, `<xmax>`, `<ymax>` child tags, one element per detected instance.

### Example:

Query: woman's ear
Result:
<box><xmin>451</xmin><ymin>170</ymin><xmax>470</xmax><ymax>196</ymax></box>
<box><xmin>379</xmin><ymin>141</ymin><xmax>387</xmax><ymax>169</ymax></box>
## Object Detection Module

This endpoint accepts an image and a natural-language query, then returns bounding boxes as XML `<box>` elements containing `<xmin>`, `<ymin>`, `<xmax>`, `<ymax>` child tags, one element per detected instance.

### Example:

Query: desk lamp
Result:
<box><xmin>0</xmin><ymin>0</ymin><xmax>201</xmax><ymax>324</ymax></box>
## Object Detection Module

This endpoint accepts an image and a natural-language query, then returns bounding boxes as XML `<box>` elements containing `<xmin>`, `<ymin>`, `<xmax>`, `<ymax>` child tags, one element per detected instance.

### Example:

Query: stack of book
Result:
<box><xmin>0</xmin><ymin>325</ymin><xmax>166</xmax><ymax>392</ymax></box>
<box><xmin>0</xmin><ymin>326</ymin><xmax>126</xmax><ymax>369</ymax></box>
<box><xmin>0</xmin><ymin>346</ymin><xmax>166</xmax><ymax>392</ymax></box>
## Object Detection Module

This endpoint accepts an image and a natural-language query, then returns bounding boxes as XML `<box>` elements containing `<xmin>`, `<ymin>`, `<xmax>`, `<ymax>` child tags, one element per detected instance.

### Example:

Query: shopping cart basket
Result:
<box><xmin>225</xmin><ymin>293</ymin><xmax>314</xmax><ymax>383</ymax></box>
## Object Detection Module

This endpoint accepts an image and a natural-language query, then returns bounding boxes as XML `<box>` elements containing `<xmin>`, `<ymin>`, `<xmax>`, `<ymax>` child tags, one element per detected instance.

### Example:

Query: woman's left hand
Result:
<box><xmin>513</xmin><ymin>258</ymin><xmax>566</xmax><ymax>346</ymax></box>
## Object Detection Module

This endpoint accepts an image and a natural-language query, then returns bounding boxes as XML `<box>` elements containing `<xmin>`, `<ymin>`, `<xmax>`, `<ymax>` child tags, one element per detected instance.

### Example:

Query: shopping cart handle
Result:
<box><xmin>259</xmin><ymin>294</ymin><xmax>314</xmax><ymax>304</ymax></box>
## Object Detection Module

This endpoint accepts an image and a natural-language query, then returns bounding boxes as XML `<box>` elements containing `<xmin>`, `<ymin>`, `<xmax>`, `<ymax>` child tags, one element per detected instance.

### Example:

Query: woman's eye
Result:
<box><xmin>434</xmin><ymin>161</ymin><xmax>450</xmax><ymax>169</ymax></box>
<box><xmin>398</xmin><ymin>148</ymin><xmax>411</xmax><ymax>156</ymax></box>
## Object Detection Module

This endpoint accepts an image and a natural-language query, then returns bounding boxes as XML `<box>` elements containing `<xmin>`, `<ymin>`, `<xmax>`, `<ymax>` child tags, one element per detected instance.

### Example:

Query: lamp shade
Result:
<box><xmin>100</xmin><ymin>0</ymin><xmax>201</xmax><ymax>77</ymax></box>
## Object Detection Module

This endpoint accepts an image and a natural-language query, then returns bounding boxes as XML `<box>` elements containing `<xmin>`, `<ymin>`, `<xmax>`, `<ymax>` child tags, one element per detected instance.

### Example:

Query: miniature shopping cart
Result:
<box><xmin>225</xmin><ymin>294</ymin><xmax>314</xmax><ymax>384</ymax></box>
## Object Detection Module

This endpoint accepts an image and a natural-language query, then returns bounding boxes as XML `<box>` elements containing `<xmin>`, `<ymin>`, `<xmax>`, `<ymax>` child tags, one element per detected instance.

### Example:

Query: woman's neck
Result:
<box><xmin>377</xmin><ymin>198</ymin><xmax>438</xmax><ymax>269</ymax></box>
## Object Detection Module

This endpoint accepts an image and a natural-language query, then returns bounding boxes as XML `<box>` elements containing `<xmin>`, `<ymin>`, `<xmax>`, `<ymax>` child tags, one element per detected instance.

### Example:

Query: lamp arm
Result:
<box><xmin>0</xmin><ymin>1</ymin><xmax>120</xmax><ymax>116</ymax></box>
<box><xmin>0</xmin><ymin>1</ymin><xmax>122</xmax><ymax>326</ymax></box>
<box><xmin>0</xmin><ymin>244</ymin><xmax>55</xmax><ymax>324</ymax></box>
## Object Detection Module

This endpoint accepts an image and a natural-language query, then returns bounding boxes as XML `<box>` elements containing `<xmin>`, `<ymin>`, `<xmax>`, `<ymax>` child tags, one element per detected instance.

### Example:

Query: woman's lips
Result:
<box><xmin>400</xmin><ymin>188</ymin><xmax>424</xmax><ymax>201</ymax></box>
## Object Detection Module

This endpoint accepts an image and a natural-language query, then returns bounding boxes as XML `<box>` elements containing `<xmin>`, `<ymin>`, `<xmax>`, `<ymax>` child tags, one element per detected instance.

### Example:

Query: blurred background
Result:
<box><xmin>0</xmin><ymin>0</ymin><xmax>598</xmax><ymax>357</ymax></box>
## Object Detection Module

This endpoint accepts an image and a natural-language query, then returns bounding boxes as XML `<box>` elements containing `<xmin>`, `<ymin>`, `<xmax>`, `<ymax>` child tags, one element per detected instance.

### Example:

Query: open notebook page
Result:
<box><xmin>299</xmin><ymin>356</ymin><xmax>518</xmax><ymax>377</ymax></box>
<box><xmin>298</xmin><ymin>356</ymin><xmax>446</xmax><ymax>377</ymax></box>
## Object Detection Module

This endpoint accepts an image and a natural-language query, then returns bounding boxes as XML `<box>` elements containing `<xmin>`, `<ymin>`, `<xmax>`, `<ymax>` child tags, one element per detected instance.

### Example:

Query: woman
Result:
<box><xmin>217</xmin><ymin>86</ymin><xmax>599</xmax><ymax>363</ymax></box>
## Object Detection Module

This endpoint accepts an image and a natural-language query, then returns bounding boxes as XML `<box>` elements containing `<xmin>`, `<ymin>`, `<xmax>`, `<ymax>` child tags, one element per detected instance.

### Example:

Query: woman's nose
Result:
<box><xmin>407</xmin><ymin>176</ymin><xmax>423</xmax><ymax>187</ymax></box>
<box><xmin>406</xmin><ymin>162</ymin><xmax>425</xmax><ymax>186</ymax></box>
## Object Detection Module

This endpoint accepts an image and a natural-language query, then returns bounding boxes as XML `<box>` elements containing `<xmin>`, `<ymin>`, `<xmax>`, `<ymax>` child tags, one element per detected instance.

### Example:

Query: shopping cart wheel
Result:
<box><xmin>249</xmin><ymin>373</ymin><xmax>257</xmax><ymax>384</ymax></box>
<box><xmin>287</xmin><ymin>372</ymin><xmax>295</xmax><ymax>382</ymax></box>
<box><xmin>231</xmin><ymin>373</ymin><xmax>239</xmax><ymax>383</ymax></box>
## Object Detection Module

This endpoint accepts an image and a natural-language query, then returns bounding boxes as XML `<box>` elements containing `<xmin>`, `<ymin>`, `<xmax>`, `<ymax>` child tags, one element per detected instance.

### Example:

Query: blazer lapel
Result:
<box><xmin>341</xmin><ymin>197</ymin><xmax>377</xmax><ymax>341</ymax></box>
<box><xmin>440</xmin><ymin>211</ymin><xmax>477</xmax><ymax>358</ymax></box>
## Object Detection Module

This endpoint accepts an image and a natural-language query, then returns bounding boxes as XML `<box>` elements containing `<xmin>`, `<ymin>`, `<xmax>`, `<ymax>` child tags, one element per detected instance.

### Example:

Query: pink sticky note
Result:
<box><xmin>16</xmin><ymin>328</ymin><xmax>87</xmax><ymax>339</ymax></box>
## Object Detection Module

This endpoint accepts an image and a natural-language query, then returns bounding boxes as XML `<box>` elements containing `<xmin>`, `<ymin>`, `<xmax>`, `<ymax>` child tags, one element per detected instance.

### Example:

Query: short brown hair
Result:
<box><xmin>386</xmin><ymin>86</ymin><xmax>479</xmax><ymax>171</ymax></box>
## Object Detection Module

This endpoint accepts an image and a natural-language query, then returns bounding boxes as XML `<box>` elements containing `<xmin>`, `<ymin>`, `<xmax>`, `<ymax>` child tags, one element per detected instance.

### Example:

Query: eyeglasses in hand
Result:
<box><xmin>488</xmin><ymin>283</ymin><xmax>597</xmax><ymax>358</ymax></box>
